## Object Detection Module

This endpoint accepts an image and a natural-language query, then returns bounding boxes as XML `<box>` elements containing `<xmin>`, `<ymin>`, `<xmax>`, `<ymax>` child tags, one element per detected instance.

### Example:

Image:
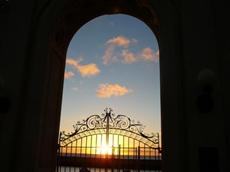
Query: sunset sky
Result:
<box><xmin>60</xmin><ymin>14</ymin><xmax>160</xmax><ymax>135</ymax></box>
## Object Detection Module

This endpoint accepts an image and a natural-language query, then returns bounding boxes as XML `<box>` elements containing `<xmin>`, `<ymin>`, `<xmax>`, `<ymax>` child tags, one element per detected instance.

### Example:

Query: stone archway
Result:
<box><xmin>2</xmin><ymin>0</ymin><xmax>229</xmax><ymax>172</ymax></box>
<box><xmin>46</xmin><ymin>1</ymin><xmax>161</xmax><ymax>171</ymax></box>
<box><xmin>16</xmin><ymin>1</ymin><xmax>185</xmax><ymax>172</ymax></box>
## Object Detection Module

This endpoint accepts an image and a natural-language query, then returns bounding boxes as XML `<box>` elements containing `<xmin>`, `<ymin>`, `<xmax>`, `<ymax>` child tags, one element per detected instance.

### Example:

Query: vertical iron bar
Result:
<box><xmin>80</xmin><ymin>138</ymin><xmax>82</xmax><ymax>158</ymax></box>
<box><xmin>149</xmin><ymin>147</ymin><xmax>151</xmax><ymax>160</ymax></box>
<box><xmin>133</xmin><ymin>139</ymin><xmax>135</xmax><ymax>159</ymax></box>
<box><xmin>154</xmin><ymin>149</ymin><xmax>159</xmax><ymax>160</ymax></box>
<box><xmin>127</xmin><ymin>137</ymin><xmax>129</xmax><ymax>159</ymax></box>
<box><xmin>118</xmin><ymin>144</ymin><xmax>121</xmax><ymax>172</ymax></box>
<box><xmin>144</xmin><ymin>144</ymin><xmax>145</xmax><ymax>160</ymax></box>
<box><xmin>138</xmin><ymin>145</ymin><xmax>140</xmax><ymax>160</ymax></box>
<box><xmin>112</xmin><ymin>145</ymin><xmax>114</xmax><ymax>159</ymax></box>
<box><xmin>154</xmin><ymin>147</ymin><xmax>155</xmax><ymax>160</ymax></box>
<box><xmin>85</xmin><ymin>136</ymin><xmax>88</xmax><ymax>158</ymax></box>
<box><xmin>69</xmin><ymin>142</ymin><xmax>72</xmax><ymax>172</ymax></box>
<box><xmin>70</xmin><ymin>142</ymin><xmax>73</xmax><ymax>157</ymax></box>
<box><xmin>100</xmin><ymin>134</ymin><xmax>102</xmax><ymax>159</ymax></box>
<box><xmin>118</xmin><ymin>144</ymin><xmax>121</xmax><ymax>159</ymax></box>
<box><xmin>112</xmin><ymin>134</ymin><xmax>114</xmax><ymax>159</ymax></box>
<box><xmin>95</xmin><ymin>134</ymin><xmax>98</xmax><ymax>158</ymax></box>
<box><xmin>90</xmin><ymin>135</ymin><xmax>92</xmax><ymax>158</ymax></box>
<box><xmin>117</xmin><ymin>135</ymin><xmax>119</xmax><ymax>159</ymax></box>
<box><xmin>74</xmin><ymin>141</ymin><xmax>76</xmax><ymax>172</ymax></box>
<box><xmin>123</xmin><ymin>136</ymin><xmax>124</xmax><ymax>159</ymax></box>
<box><xmin>106</xmin><ymin>110</ymin><xmax>110</xmax><ymax>146</ymax></box>
<box><xmin>135</xmin><ymin>147</ymin><xmax>137</xmax><ymax>160</ymax></box>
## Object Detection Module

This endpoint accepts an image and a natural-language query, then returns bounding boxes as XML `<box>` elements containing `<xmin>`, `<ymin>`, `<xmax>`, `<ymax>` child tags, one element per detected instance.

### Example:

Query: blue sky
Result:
<box><xmin>60</xmin><ymin>14</ymin><xmax>160</xmax><ymax>134</ymax></box>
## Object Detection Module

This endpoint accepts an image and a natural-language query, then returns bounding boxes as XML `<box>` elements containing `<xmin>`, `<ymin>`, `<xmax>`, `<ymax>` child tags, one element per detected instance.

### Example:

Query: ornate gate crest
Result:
<box><xmin>59</xmin><ymin>108</ymin><xmax>160</xmax><ymax>148</ymax></box>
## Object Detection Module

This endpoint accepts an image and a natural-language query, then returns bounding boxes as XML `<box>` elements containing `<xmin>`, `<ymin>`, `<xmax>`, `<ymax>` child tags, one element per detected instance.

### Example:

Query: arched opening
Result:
<box><xmin>45</xmin><ymin>1</ymin><xmax>163</xmax><ymax>171</ymax></box>
<box><xmin>58</xmin><ymin>13</ymin><xmax>161</xmax><ymax>171</ymax></box>
<box><xmin>42</xmin><ymin>1</ymin><xmax>186</xmax><ymax>172</ymax></box>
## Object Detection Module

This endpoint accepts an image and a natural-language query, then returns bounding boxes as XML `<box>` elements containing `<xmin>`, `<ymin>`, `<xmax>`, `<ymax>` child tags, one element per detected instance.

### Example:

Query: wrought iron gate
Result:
<box><xmin>57</xmin><ymin>108</ymin><xmax>161</xmax><ymax>172</ymax></box>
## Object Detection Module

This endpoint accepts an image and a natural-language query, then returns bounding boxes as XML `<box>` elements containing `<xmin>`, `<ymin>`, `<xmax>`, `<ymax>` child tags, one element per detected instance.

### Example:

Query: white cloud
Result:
<box><xmin>103</xmin><ymin>36</ymin><xmax>137</xmax><ymax>65</ymax></box>
<box><xmin>106</xmin><ymin>36</ymin><xmax>131</xmax><ymax>47</ymax></box>
<box><xmin>66</xmin><ymin>58</ymin><xmax>100</xmax><ymax>77</ymax></box>
<box><xmin>121</xmin><ymin>49</ymin><xmax>137</xmax><ymax>64</ymax></box>
<box><xmin>96</xmin><ymin>83</ymin><xmax>131</xmax><ymax>98</ymax></box>
<box><xmin>77</xmin><ymin>63</ymin><xmax>100</xmax><ymax>77</ymax></box>
<box><xmin>102</xmin><ymin>36</ymin><xmax>159</xmax><ymax>65</ymax></box>
<box><xmin>64</xmin><ymin>71</ymin><xmax>74</xmax><ymax>79</ymax></box>
<box><xmin>102</xmin><ymin>45</ymin><xmax>115</xmax><ymax>65</ymax></box>
<box><xmin>141</xmin><ymin>48</ymin><xmax>159</xmax><ymax>62</ymax></box>
<box><xmin>66</xmin><ymin>58</ymin><xmax>79</xmax><ymax>66</ymax></box>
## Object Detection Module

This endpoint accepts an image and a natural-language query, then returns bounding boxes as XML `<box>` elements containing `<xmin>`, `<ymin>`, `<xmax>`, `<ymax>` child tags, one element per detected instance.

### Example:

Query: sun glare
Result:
<box><xmin>100</xmin><ymin>143</ymin><xmax>112</xmax><ymax>155</ymax></box>
<box><xmin>96</xmin><ymin>134</ymin><xmax>114</xmax><ymax>155</ymax></box>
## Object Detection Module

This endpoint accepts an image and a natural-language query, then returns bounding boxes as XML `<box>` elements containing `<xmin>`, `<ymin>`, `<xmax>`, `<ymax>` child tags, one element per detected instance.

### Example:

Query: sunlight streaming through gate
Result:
<box><xmin>57</xmin><ymin>109</ymin><xmax>161</xmax><ymax>172</ymax></box>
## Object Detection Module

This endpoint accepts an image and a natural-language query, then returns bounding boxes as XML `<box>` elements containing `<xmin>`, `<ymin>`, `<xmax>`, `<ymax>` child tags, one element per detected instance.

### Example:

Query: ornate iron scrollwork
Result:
<box><xmin>60</xmin><ymin>108</ymin><xmax>159</xmax><ymax>146</ymax></box>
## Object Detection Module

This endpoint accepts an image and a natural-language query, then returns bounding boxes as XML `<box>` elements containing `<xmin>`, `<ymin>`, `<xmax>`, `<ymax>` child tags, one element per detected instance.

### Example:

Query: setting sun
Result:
<box><xmin>99</xmin><ymin>144</ymin><xmax>112</xmax><ymax>155</ymax></box>
<box><xmin>96</xmin><ymin>134</ymin><xmax>116</xmax><ymax>155</ymax></box>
